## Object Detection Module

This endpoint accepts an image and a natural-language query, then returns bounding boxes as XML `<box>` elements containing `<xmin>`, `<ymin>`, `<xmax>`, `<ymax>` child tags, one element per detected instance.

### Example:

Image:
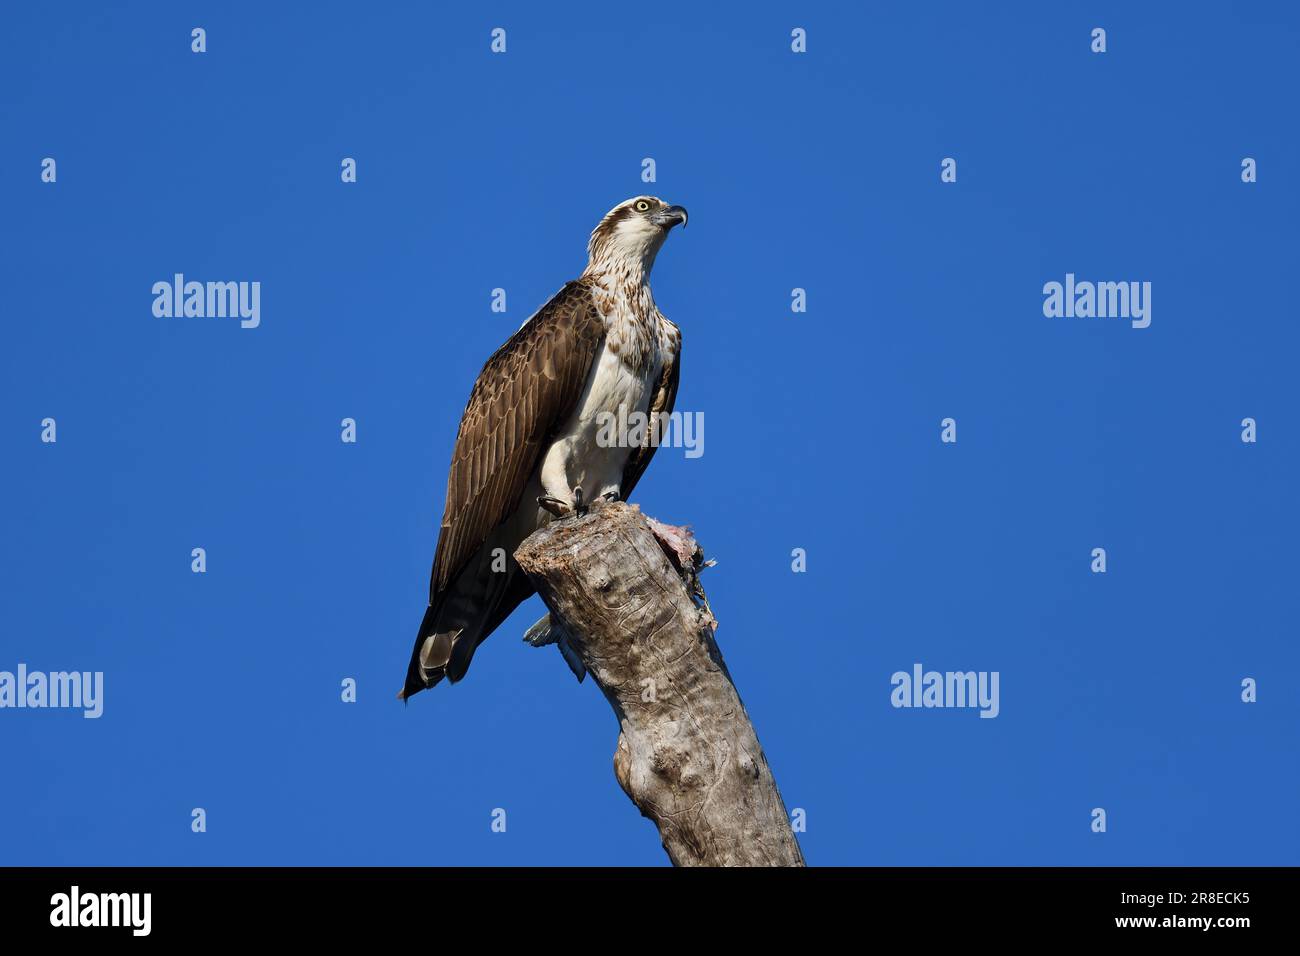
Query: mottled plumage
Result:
<box><xmin>400</xmin><ymin>197</ymin><xmax>687</xmax><ymax>699</ymax></box>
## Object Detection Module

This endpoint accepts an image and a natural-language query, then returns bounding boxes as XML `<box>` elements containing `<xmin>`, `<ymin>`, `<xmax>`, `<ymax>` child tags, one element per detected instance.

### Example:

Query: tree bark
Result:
<box><xmin>514</xmin><ymin>501</ymin><xmax>805</xmax><ymax>867</ymax></box>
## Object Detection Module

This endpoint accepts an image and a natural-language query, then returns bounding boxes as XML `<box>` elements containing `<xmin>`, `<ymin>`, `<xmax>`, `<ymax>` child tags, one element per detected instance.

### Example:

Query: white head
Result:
<box><xmin>583</xmin><ymin>196</ymin><xmax>688</xmax><ymax>281</ymax></box>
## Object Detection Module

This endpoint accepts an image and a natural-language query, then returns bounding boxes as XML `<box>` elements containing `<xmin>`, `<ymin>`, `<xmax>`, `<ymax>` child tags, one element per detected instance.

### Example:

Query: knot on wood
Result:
<box><xmin>650</xmin><ymin>745</ymin><xmax>695</xmax><ymax>787</ymax></box>
<box><xmin>737</xmin><ymin>749</ymin><xmax>762</xmax><ymax>780</ymax></box>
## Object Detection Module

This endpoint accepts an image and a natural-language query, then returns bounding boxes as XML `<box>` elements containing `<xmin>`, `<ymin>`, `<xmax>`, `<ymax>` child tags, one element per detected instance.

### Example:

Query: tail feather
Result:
<box><xmin>399</xmin><ymin>604</ymin><xmax>445</xmax><ymax>700</ymax></box>
<box><xmin>399</xmin><ymin>562</ymin><xmax>535</xmax><ymax>701</ymax></box>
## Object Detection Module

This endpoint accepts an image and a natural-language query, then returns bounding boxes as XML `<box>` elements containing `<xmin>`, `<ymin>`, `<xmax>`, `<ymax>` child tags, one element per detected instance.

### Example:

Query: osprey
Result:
<box><xmin>400</xmin><ymin>196</ymin><xmax>688</xmax><ymax>699</ymax></box>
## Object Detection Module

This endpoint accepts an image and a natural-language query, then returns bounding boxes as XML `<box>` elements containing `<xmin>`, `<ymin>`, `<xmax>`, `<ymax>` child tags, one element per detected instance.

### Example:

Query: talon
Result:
<box><xmin>573</xmin><ymin>486</ymin><xmax>587</xmax><ymax>517</ymax></box>
<box><xmin>537</xmin><ymin>494</ymin><xmax>571</xmax><ymax>518</ymax></box>
<box><xmin>600</xmin><ymin>490</ymin><xmax>621</xmax><ymax>503</ymax></box>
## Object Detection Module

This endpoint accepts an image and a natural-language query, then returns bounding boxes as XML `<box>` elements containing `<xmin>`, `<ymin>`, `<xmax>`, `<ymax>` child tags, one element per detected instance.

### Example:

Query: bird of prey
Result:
<box><xmin>399</xmin><ymin>196</ymin><xmax>688</xmax><ymax>700</ymax></box>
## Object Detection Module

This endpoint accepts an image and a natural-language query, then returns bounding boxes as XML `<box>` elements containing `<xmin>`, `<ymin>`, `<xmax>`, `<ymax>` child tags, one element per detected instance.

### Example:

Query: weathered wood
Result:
<box><xmin>515</xmin><ymin>501</ymin><xmax>804</xmax><ymax>867</ymax></box>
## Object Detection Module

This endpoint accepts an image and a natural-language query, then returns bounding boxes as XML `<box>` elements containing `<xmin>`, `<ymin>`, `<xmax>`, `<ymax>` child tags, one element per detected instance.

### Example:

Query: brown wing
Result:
<box><xmin>429</xmin><ymin>279</ymin><xmax>604</xmax><ymax>600</ymax></box>
<box><xmin>621</xmin><ymin>321</ymin><xmax>680</xmax><ymax>500</ymax></box>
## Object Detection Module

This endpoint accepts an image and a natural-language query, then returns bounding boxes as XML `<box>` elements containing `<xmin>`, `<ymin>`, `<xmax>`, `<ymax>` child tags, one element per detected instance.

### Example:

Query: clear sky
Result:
<box><xmin>2</xmin><ymin>1</ymin><xmax>1296</xmax><ymax>866</ymax></box>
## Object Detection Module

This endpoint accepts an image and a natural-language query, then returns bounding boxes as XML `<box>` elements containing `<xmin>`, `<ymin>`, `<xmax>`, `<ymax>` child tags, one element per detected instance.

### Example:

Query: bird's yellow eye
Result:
<box><xmin>634</xmin><ymin>200</ymin><xmax>651</xmax><ymax>212</ymax></box>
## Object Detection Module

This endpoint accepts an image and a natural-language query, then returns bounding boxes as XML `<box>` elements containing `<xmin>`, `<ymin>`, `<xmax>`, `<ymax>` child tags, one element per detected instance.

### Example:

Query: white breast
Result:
<box><xmin>539</xmin><ymin>327</ymin><xmax>662</xmax><ymax>506</ymax></box>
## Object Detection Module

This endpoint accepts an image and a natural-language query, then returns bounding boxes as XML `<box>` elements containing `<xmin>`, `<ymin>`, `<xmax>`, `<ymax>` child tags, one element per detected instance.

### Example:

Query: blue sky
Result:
<box><xmin>1</xmin><ymin>1</ymin><xmax>1296</xmax><ymax>866</ymax></box>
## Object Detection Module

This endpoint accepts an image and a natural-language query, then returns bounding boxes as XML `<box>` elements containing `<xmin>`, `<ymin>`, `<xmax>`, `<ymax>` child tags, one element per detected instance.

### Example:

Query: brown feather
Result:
<box><xmin>621</xmin><ymin>322</ymin><xmax>681</xmax><ymax>500</ymax></box>
<box><xmin>428</xmin><ymin>279</ymin><xmax>605</xmax><ymax>600</ymax></box>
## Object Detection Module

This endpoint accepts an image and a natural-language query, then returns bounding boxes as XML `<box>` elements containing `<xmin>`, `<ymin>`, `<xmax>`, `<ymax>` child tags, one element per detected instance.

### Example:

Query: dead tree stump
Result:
<box><xmin>514</xmin><ymin>501</ymin><xmax>805</xmax><ymax>867</ymax></box>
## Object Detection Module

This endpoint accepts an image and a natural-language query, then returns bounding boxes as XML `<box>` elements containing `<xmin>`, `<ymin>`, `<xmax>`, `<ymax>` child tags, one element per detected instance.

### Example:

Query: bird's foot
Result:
<box><xmin>575</xmin><ymin>490</ymin><xmax>620</xmax><ymax>514</ymax></box>
<box><xmin>536</xmin><ymin>494</ymin><xmax>571</xmax><ymax>518</ymax></box>
<box><xmin>582</xmin><ymin>490</ymin><xmax>623</xmax><ymax>515</ymax></box>
<box><xmin>537</xmin><ymin>486</ymin><xmax>589</xmax><ymax>519</ymax></box>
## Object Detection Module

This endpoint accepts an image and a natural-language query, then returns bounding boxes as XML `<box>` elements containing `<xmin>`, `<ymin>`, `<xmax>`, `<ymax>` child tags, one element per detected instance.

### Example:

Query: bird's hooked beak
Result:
<box><xmin>654</xmin><ymin>204</ymin><xmax>688</xmax><ymax>231</ymax></box>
